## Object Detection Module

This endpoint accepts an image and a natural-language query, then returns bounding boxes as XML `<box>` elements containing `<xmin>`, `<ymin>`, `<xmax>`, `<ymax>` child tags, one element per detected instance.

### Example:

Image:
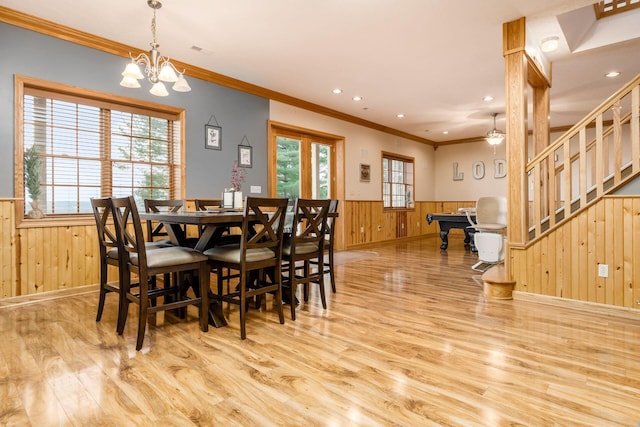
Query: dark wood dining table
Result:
<box><xmin>140</xmin><ymin>209</ymin><xmax>246</xmax><ymax>328</ymax></box>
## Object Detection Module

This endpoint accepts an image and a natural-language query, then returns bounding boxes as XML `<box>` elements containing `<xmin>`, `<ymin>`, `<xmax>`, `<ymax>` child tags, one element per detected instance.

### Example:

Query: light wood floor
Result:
<box><xmin>1</xmin><ymin>236</ymin><xmax>639</xmax><ymax>426</ymax></box>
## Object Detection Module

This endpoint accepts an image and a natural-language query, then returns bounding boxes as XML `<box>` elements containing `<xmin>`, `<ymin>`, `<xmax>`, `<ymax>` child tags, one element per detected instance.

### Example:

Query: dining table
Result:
<box><xmin>140</xmin><ymin>208</ymin><xmax>247</xmax><ymax>328</ymax></box>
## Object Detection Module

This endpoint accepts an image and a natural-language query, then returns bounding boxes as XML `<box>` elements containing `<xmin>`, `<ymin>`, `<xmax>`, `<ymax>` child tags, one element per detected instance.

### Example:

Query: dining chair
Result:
<box><xmin>281</xmin><ymin>198</ymin><xmax>331</xmax><ymax>320</ymax></box>
<box><xmin>112</xmin><ymin>195</ymin><xmax>210</xmax><ymax>351</ymax></box>
<box><xmin>143</xmin><ymin>198</ymin><xmax>186</xmax><ymax>246</ymax></box>
<box><xmin>204</xmin><ymin>197</ymin><xmax>288</xmax><ymax>339</ymax></box>
<box><xmin>310</xmin><ymin>199</ymin><xmax>338</xmax><ymax>293</ymax></box>
<box><xmin>91</xmin><ymin>197</ymin><xmax>128</xmax><ymax>333</ymax></box>
<box><xmin>194</xmin><ymin>198</ymin><xmax>238</xmax><ymax>245</ymax></box>
<box><xmin>194</xmin><ymin>198</ymin><xmax>222</xmax><ymax>211</ymax></box>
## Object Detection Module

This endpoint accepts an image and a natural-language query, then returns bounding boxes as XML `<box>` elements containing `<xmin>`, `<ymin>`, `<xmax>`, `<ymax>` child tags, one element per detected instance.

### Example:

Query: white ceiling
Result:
<box><xmin>2</xmin><ymin>0</ymin><xmax>639</xmax><ymax>143</ymax></box>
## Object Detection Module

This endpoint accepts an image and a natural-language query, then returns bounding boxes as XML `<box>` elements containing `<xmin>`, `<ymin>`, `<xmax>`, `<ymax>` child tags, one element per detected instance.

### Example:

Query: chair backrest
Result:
<box><xmin>326</xmin><ymin>199</ymin><xmax>339</xmax><ymax>243</ymax></box>
<box><xmin>241</xmin><ymin>197</ymin><xmax>289</xmax><ymax>259</ymax></box>
<box><xmin>113</xmin><ymin>196</ymin><xmax>148</xmax><ymax>268</ymax></box>
<box><xmin>290</xmin><ymin>198</ymin><xmax>331</xmax><ymax>255</ymax></box>
<box><xmin>90</xmin><ymin>197</ymin><xmax>120</xmax><ymax>258</ymax></box>
<box><xmin>474</xmin><ymin>196</ymin><xmax>507</xmax><ymax>229</ymax></box>
<box><xmin>144</xmin><ymin>199</ymin><xmax>185</xmax><ymax>241</ymax></box>
<box><xmin>195</xmin><ymin>199</ymin><xmax>222</xmax><ymax>211</ymax></box>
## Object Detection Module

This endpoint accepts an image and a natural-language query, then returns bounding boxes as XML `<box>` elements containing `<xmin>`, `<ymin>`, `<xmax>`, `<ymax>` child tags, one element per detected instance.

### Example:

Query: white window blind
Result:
<box><xmin>22</xmin><ymin>85</ymin><xmax>181</xmax><ymax>216</ymax></box>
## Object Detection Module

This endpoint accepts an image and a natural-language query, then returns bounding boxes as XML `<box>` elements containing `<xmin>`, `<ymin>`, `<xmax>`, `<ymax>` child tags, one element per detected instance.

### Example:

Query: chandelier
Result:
<box><xmin>119</xmin><ymin>0</ymin><xmax>191</xmax><ymax>96</ymax></box>
<box><xmin>486</xmin><ymin>113</ymin><xmax>505</xmax><ymax>145</ymax></box>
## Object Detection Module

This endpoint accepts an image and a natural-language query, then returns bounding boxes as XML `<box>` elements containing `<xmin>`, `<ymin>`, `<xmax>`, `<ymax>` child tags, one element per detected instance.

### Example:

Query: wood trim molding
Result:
<box><xmin>0</xmin><ymin>6</ymin><xmax>435</xmax><ymax>146</ymax></box>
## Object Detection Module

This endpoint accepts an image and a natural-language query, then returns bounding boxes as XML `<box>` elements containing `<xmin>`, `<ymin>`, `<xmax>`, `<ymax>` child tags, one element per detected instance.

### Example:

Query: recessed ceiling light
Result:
<box><xmin>352</xmin><ymin>96</ymin><xmax>363</xmax><ymax>101</ymax></box>
<box><xmin>540</xmin><ymin>36</ymin><xmax>559</xmax><ymax>53</ymax></box>
<box><xmin>332</xmin><ymin>88</ymin><xmax>343</xmax><ymax>94</ymax></box>
<box><xmin>605</xmin><ymin>71</ymin><xmax>621</xmax><ymax>78</ymax></box>
<box><xmin>396</xmin><ymin>114</ymin><xmax>405</xmax><ymax>118</ymax></box>
<box><xmin>442</xmin><ymin>131</ymin><xmax>449</xmax><ymax>135</ymax></box>
<box><xmin>483</xmin><ymin>95</ymin><xmax>494</xmax><ymax>102</ymax></box>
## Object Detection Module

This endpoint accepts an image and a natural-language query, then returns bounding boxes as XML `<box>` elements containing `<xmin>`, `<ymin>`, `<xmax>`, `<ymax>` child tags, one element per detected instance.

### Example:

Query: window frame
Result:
<box><xmin>382</xmin><ymin>151</ymin><xmax>415</xmax><ymax>210</ymax></box>
<box><xmin>14</xmin><ymin>75</ymin><xmax>186</xmax><ymax>227</ymax></box>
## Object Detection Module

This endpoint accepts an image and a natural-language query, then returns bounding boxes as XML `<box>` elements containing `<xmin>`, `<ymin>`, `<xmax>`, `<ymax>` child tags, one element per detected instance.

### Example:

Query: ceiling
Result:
<box><xmin>2</xmin><ymin>0</ymin><xmax>639</xmax><ymax>144</ymax></box>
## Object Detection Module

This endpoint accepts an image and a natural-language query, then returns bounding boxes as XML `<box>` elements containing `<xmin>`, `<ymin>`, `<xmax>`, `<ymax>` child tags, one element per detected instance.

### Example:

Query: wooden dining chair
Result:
<box><xmin>91</xmin><ymin>197</ymin><xmax>128</xmax><ymax>333</ymax></box>
<box><xmin>281</xmin><ymin>198</ymin><xmax>331</xmax><ymax>320</ymax></box>
<box><xmin>112</xmin><ymin>196</ymin><xmax>210</xmax><ymax>351</ymax></box>
<box><xmin>143</xmin><ymin>198</ymin><xmax>186</xmax><ymax>246</ymax></box>
<box><xmin>310</xmin><ymin>199</ymin><xmax>339</xmax><ymax>293</ymax></box>
<box><xmin>194</xmin><ymin>199</ymin><xmax>222</xmax><ymax>211</ymax></box>
<box><xmin>204</xmin><ymin>197</ymin><xmax>288</xmax><ymax>339</ymax></box>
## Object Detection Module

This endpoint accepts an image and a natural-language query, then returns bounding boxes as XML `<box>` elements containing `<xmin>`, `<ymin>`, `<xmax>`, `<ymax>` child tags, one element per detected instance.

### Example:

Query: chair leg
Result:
<box><xmin>318</xmin><ymin>271</ymin><xmax>327</xmax><ymax>310</ymax></box>
<box><xmin>288</xmin><ymin>263</ymin><xmax>297</xmax><ymax>321</ymax></box>
<box><xmin>96</xmin><ymin>263</ymin><xmax>108</xmax><ymax>322</ymax></box>
<box><xmin>135</xmin><ymin>275</ymin><xmax>149</xmax><ymax>351</ymax></box>
<box><xmin>116</xmin><ymin>269</ymin><xmax>130</xmax><ymax>335</ymax></box>
<box><xmin>303</xmin><ymin>261</ymin><xmax>310</xmax><ymax>302</ymax></box>
<box><xmin>328</xmin><ymin>250</ymin><xmax>336</xmax><ymax>293</ymax></box>
<box><xmin>199</xmin><ymin>264</ymin><xmax>209</xmax><ymax>333</ymax></box>
<box><xmin>239</xmin><ymin>273</ymin><xmax>247</xmax><ymax>340</ymax></box>
<box><xmin>273</xmin><ymin>269</ymin><xmax>285</xmax><ymax>325</ymax></box>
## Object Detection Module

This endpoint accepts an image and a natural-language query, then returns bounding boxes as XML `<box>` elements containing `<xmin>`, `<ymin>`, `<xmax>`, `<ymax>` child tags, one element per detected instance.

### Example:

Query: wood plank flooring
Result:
<box><xmin>1</xmin><ymin>235</ymin><xmax>639</xmax><ymax>426</ymax></box>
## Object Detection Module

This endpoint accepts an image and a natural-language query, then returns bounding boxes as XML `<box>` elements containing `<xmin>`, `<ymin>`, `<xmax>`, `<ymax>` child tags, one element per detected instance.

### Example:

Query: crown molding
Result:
<box><xmin>0</xmin><ymin>6</ymin><xmax>436</xmax><ymax>146</ymax></box>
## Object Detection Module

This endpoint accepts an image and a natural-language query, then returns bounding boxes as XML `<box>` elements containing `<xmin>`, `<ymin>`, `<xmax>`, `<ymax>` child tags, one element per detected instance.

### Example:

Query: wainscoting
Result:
<box><xmin>0</xmin><ymin>199</ymin><xmax>475</xmax><ymax>299</ymax></box>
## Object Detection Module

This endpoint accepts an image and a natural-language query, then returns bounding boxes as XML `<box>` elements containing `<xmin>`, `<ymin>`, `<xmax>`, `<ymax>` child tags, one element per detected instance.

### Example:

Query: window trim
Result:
<box><xmin>381</xmin><ymin>151</ymin><xmax>415</xmax><ymax>210</ymax></box>
<box><xmin>14</xmin><ymin>75</ymin><xmax>186</xmax><ymax>227</ymax></box>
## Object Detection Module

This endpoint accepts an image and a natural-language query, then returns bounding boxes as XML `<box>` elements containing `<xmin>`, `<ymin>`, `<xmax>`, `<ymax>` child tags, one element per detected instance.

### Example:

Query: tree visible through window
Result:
<box><xmin>18</xmin><ymin>78</ymin><xmax>183</xmax><ymax>217</ymax></box>
<box><xmin>382</xmin><ymin>152</ymin><xmax>414</xmax><ymax>209</ymax></box>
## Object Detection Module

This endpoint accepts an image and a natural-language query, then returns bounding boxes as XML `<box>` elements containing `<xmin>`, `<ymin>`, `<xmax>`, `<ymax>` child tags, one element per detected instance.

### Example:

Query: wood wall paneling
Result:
<box><xmin>0</xmin><ymin>200</ymin><xmax>17</xmax><ymax>298</ymax></box>
<box><xmin>509</xmin><ymin>196</ymin><xmax>640</xmax><ymax>310</ymax></box>
<box><xmin>3</xmin><ymin>197</ymin><xmax>639</xmax><ymax>312</ymax></box>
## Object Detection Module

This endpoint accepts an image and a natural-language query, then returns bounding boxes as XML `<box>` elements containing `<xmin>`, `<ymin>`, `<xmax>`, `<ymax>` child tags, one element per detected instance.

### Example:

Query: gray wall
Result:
<box><xmin>0</xmin><ymin>23</ymin><xmax>269</xmax><ymax>198</ymax></box>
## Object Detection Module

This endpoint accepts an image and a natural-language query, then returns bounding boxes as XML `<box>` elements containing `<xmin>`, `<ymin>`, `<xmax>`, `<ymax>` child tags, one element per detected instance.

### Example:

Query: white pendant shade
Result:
<box><xmin>120</xmin><ymin>75</ymin><xmax>142</xmax><ymax>88</ymax></box>
<box><xmin>172</xmin><ymin>74</ymin><xmax>192</xmax><ymax>92</ymax></box>
<box><xmin>149</xmin><ymin>82</ymin><xmax>169</xmax><ymax>97</ymax></box>
<box><xmin>158</xmin><ymin>63</ymin><xmax>179</xmax><ymax>82</ymax></box>
<box><xmin>122</xmin><ymin>62</ymin><xmax>144</xmax><ymax>80</ymax></box>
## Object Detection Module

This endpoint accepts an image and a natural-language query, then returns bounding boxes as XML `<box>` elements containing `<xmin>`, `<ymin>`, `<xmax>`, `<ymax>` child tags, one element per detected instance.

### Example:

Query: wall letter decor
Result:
<box><xmin>452</xmin><ymin>162</ymin><xmax>464</xmax><ymax>181</ymax></box>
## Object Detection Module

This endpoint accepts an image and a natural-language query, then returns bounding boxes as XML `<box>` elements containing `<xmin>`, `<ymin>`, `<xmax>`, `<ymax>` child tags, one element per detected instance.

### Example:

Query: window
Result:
<box><xmin>382</xmin><ymin>152</ymin><xmax>414</xmax><ymax>209</ymax></box>
<box><xmin>17</xmin><ymin>77</ymin><xmax>184</xmax><ymax>218</ymax></box>
<box><xmin>269</xmin><ymin>124</ymin><xmax>335</xmax><ymax>200</ymax></box>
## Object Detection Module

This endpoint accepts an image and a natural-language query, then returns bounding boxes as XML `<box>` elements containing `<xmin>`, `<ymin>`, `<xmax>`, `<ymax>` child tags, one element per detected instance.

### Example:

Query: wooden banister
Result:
<box><xmin>525</xmin><ymin>73</ymin><xmax>640</xmax><ymax>241</ymax></box>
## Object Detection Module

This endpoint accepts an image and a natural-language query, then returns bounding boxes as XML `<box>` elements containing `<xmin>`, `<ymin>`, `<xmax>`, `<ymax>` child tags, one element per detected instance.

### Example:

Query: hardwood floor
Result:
<box><xmin>1</xmin><ymin>235</ymin><xmax>639</xmax><ymax>426</ymax></box>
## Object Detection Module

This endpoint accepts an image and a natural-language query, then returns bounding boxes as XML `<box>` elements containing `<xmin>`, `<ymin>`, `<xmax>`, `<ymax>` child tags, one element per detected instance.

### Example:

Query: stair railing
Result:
<box><xmin>525</xmin><ymin>73</ymin><xmax>640</xmax><ymax>240</ymax></box>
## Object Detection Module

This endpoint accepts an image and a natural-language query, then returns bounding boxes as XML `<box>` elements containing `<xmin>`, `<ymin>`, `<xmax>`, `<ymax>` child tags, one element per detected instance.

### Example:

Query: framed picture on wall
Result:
<box><xmin>360</xmin><ymin>163</ymin><xmax>371</xmax><ymax>182</ymax></box>
<box><xmin>238</xmin><ymin>145</ymin><xmax>253</xmax><ymax>168</ymax></box>
<box><xmin>205</xmin><ymin>125</ymin><xmax>222</xmax><ymax>150</ymax></box>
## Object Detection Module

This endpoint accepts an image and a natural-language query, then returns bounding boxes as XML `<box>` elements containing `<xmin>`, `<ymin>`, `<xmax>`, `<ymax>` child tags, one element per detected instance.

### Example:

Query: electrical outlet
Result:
<box><xmin>250</xmin><ymin>185</ymin><xmax>261</xmax><ymax>193</ymax></box>
<box><xmin>360</xmin><ymin>226</ymin><xmax>364</xmax><ymax>233</ymax></box>
<box><xmin>598</xmin><ymin>264</ymin><xmax>609</xmax><ymax>278</ymax></box>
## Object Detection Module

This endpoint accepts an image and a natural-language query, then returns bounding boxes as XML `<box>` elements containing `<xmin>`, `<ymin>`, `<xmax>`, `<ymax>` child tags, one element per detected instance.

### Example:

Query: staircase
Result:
<box><xmin>526</xmin><ymin>73</ymin><xmax>640</xmax><ymax>241</ymax></box>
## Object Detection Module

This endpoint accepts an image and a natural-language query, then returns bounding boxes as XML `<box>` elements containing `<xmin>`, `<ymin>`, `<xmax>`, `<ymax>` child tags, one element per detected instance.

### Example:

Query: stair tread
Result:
<box><xmin>482</xmin><ymin>264</ymin><xmax>515</xmax><ymax>285</ymax></box>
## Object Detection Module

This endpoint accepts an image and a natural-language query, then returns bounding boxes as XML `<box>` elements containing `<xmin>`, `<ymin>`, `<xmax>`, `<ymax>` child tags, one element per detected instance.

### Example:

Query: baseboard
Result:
<box><xmin>513</xmin><ymin>291</ymin><xmax>640</xmax><ymax>320</ymax></box>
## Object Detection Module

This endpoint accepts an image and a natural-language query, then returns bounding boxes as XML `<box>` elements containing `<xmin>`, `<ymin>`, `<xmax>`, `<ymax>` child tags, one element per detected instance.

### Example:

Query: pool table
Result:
<box><xmin>426</xmin><ymin>212</ymin><xmax>477</xmax><ymax>251</ymax></box>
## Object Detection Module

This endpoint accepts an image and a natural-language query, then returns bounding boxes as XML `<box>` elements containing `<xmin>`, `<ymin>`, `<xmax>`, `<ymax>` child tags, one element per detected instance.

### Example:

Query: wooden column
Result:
<box><xmin>503</xmin><ymin>18</ymin><xmax>529</xmax><ymax>252</ymax></box>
